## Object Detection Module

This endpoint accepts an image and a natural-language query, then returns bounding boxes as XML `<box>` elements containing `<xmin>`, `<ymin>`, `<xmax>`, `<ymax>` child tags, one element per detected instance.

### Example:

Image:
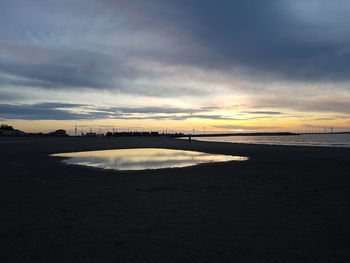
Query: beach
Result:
<box><xmin>1</xmin><ymin>136</ymin><xmax>350</xmax><ymax>262</ymax></box>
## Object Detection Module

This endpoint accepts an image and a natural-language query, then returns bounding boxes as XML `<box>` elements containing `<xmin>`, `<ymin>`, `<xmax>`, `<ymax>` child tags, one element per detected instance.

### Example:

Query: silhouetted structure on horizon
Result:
<box><xmin>105</xmin><ymin>131</ymin><xmax>184</xmax><ymax>137</ymax></box>
<box><xmin>49</xmin><ymin>129</ymin><xmax>68</xmax><ymax>137</ymax></box>
<box><xmin>0</xmin><ymin>124</ymin><xmax>26</xmax><ymax>136</ymax></box>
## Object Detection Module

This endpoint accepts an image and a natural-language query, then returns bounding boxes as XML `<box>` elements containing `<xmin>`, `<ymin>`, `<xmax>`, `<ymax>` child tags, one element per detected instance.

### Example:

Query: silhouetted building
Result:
<box><xmin>0</xmin><ymin>129</ymin><xmax>26</xmax><ymax>136</ymax></box>
<box><xmin>105</xmin><ymin>131</ymin><xmax>161</xmax><ymax>137</ymax></box>
<box><xmin>49</xmin><ymin>129</ymin><xmax>67</xmax><ymax>137</ymax></box>
<box><xmin>0</xmin><ymin>124</ymin><xmax>26</xmax><ymax>136</ymax></box>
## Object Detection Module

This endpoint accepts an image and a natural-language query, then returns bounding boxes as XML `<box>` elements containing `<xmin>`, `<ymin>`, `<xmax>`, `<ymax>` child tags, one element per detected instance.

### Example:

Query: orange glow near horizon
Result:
<box><xmin>5</xmin><ymin>113</ymin><xmax>350</xmax><ymax>135</ymax></box>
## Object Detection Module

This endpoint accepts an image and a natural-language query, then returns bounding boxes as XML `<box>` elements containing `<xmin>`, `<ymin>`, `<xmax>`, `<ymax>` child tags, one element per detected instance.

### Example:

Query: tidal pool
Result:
<box><xmin>51</xmin><ymin>148</ymin><xmax>248</xmax><ymax>171</ymax></box>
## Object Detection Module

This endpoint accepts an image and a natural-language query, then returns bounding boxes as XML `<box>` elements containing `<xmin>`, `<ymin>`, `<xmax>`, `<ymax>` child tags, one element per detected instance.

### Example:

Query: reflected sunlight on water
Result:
<box><xmin>188</xmin><ymin>134</ymin><xmax>350</xmax><ymax>148</ymax></box>
<box><xmin>51</xmin><ymin>148</ymin><xmax>248</xmax><ymax>171</ymax></box>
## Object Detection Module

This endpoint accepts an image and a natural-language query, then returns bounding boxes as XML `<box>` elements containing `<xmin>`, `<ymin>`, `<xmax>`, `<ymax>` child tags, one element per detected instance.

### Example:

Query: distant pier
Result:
<box><xmin>177</xmin><ymin>131</ymin><xmax>350</xmax><ymax>138</ymax></box>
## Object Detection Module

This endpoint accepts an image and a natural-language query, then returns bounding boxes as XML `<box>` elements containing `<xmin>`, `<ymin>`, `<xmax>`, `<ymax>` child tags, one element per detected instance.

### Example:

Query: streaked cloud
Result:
<box><xmin>0</xmin><ymin>90</ymin><xmax>24</xmax><ymax>101</ymax></box>
<box><xmin>212</xmin><ymin>125</ymin><xmax>281</xmax><ymax>131</ymax></box>
<box><xmin>0</xmin><ymin>103</ymin><xmax>226</xmax><ymax>121</ymax></box>
<box><xmin>240</xmin><ymin>111</ymin><xmax>282</xmax><ymax>115</ymax></box>
<box><xmin>0</xmin><ymin>103</ymin><xmax>104</xmax><ymax>120</ymax></box>
<box><xmin>0</xmin><ymin>0</ymin><xmax>350</xmax><ymax>131</ymax></box>
<box><xmin>253</xmin><ymin>96</ymin><xmax>350</xmax><ymax>114</ymax></box>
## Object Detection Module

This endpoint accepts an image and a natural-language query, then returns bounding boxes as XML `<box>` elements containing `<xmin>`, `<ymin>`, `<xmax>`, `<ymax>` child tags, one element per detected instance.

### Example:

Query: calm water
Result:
<box><xmin>52</xmin><ymin>148</ymin><xmax>248</xmax><ymax>171</ymax></box>
<box><xmin>190</xmin><ymin>133</ymin><xmax>350</xmax><ymax>148</ymax></box>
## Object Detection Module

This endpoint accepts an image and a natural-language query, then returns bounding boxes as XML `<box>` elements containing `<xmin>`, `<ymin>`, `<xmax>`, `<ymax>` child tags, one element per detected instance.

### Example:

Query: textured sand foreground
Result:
<box><xmin>1</xmin><ymin>136</ymin><xmax>350</xmax><ymax>262</ymax></box>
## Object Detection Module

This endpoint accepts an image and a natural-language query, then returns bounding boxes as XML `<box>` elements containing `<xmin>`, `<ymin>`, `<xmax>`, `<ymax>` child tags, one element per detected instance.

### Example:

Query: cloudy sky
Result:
<box><xmin>1</xmin><ymin>0</ymin><xmax>350</xmax><ymax>133</ymax></box>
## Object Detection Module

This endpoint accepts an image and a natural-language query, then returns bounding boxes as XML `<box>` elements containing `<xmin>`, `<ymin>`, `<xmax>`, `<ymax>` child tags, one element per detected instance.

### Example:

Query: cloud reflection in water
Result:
<box><xmin>52</xmin><ymin>148</ymin><xmax>248</xmax><ymax>171</ymax></box>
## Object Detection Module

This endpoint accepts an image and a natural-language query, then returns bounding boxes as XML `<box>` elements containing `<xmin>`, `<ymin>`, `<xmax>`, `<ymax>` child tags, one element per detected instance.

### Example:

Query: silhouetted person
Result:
<box><xmin>189</xmin><ymin>135</ymin><xmax>191</xmax><ymax>143</ymax></box>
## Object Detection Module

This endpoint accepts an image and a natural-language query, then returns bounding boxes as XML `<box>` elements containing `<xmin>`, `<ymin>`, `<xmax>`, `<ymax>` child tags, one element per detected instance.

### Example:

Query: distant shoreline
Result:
<box><xmin>178</xmin><ymin>131</ymin><xmax>350</xmax><ymax>137</ymax></box>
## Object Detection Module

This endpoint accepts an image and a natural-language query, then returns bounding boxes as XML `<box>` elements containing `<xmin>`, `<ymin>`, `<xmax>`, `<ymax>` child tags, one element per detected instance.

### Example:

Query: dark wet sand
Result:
<box><xmin>1</xmin><ymin>136</ymin><xmax>350</xmax><ymax>262</ymax></box>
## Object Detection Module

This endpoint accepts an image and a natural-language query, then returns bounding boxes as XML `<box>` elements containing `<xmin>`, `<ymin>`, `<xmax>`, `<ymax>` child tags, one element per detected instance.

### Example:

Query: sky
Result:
<box><xmin>1</xmin><ymin>0</ymin><xmax>350</xmax><ymax>134</ymax></box>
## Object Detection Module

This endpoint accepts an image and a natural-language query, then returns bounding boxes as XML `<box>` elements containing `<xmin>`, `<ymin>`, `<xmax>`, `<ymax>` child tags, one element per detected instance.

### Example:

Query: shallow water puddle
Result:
<box><xmin>51</xmin><ymin>148</ymin><xmax>248</xmax><ymax>171</ymax></box>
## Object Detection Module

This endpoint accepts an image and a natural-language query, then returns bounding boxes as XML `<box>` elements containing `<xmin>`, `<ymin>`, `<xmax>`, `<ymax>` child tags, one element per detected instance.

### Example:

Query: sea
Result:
<box><xmin>188</xmin><ymin>133</ymin><xmax>350</xmax><ymax>148</ymax></box>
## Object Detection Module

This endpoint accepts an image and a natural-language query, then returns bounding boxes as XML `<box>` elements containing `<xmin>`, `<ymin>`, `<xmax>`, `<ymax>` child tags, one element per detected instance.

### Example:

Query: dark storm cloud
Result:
<box><xmin>105</xmin><ymin>114</ymin><xmax>235</xmax><ymax>121</ymax></box>
<box><xmin>0</xmin><ymin>46</ymin><xmax>207</xmax><ymax>97</ymax></box>
<box><xmin>34</xmin><ymin>102</ymin><xmax>87</xmax><ymax>108</ymax></box>
<box><xmin>84</xmin><ymin>0</ymin><xmax>350</xmax><ymax>82</ymax></box>
<box><xmin>94</xmin><ymin>106</ymin><xmax>236</xmax><ymax>120</ymax></box>
<box><xmin>0</xmin><ymin>90</ymin><xmax>23</xmax><ymax>101</ymax></box>
<box><xmin>0</xmin><ymin>47</ymin><xmax>135</xmax><ymax>90</ymax></box>
<box><xmin>1</xmin><ymin>0</ymin><xmax>350</xmax><ymax>98</ymax></box>
<box><xmin>0</xmin><ymin>102</ymin><xmax>224</xmax><ymax>120</ymax></box>
<box><xmin>114</xmin><ymin>107</ymin><xmax>212</xmax><ymax>114</ymax></box>
<box><xmin>155</xmin><ymin>114</ymin><xmax>233</xmax><ymax>121</ymax></box>
<box><xmin>162</xmin><ymin>0</ymin><xmax>350</xmax><ymax>82</ymax></box>
<box><xmin>0</xmin><ymin>103</ymin><xmax>108</xmax><ymax>120</ymax></box>
<box><xmin>0</xmin><ymin>0</ymin><xmax>194</xmax><ymax>96</ymax></box>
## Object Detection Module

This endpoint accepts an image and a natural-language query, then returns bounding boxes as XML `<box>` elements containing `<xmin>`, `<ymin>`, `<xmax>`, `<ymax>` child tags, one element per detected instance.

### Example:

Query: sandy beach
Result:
<box><xmin>1</xmin><ymin>136</ymin><xmax>350</xmax><ymax>262</ymax></box>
